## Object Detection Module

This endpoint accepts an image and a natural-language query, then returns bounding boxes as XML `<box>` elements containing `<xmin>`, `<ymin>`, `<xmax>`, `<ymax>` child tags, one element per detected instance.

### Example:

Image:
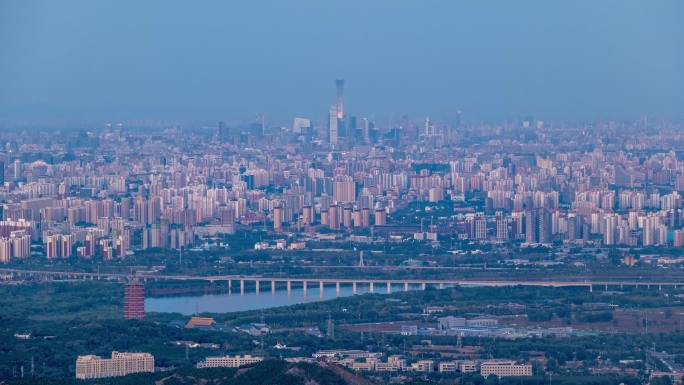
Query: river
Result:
<box><xmin>146</xmin><ymin>283</ymin><xmax>424</xmax><ymax>315</ymax></box>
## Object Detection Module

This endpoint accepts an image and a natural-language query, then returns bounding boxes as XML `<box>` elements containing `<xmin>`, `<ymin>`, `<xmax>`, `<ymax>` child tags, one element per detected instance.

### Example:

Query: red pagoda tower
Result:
<box><xmin>124</xmin><ymin>279</ymin><xmax>145</xmax><ymax>320</ymax></box>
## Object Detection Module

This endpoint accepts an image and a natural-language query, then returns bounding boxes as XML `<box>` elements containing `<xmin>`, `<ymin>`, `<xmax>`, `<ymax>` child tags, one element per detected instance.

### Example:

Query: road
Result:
<box><xmin>2</xmin><ymin>268</ymin><xmax>684</xmax><ymax>292</ymax></box>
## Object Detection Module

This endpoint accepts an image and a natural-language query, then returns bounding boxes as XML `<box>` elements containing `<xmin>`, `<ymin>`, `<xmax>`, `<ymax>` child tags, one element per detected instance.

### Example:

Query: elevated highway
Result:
<box><xmin>2</xmin><ymin>268</ymin><xmax>683</xmax><ymax>295</ymax></box>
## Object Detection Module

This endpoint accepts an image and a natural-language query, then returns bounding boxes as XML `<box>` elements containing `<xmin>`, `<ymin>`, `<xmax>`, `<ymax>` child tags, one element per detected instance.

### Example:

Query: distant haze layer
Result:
<box><xmin>1</xmin><ymin>0</ymin><xmax>683</xmax><ymax>124</ymax></box>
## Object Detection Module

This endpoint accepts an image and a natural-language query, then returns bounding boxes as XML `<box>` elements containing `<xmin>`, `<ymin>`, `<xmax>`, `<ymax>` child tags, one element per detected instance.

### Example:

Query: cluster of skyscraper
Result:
<box><xmin>1</xmin><ymin>82</ymin><xmax>684</xmax><ymax>263</ymax></box>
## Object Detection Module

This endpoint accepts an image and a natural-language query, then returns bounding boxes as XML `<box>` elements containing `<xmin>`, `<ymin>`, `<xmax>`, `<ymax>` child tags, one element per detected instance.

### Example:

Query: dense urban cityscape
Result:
<box><xmin>4</xmin><ymin>81</ymin><xmax>684</xmax><ymax>261</ymax></box>
<box><xmin>1</xmin><ymin>79</ymin><xmax>684</xmax><ymax>385</ymax></box>
<box><xmin>2</xmin><ymin>1</ymin><xmax>684</xmax><ymax>385</ymax></box>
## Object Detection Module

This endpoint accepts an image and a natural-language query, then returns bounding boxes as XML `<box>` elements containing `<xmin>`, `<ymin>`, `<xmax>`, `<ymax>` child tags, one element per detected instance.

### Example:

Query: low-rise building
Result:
<box><xmin>234</xmin><ymin>323</ymin><xmax>270</xmax><ymax>336</ymax></box>
<box><xmin>459</xmin><ymin>360</ymin><xmax>478</xmax><ymax>373</ymax></box>
<box><xmin>351</xmin><ymin>361</ymin><xmax>373</xmax><ymax>371</ymax></box>
<box><xmin>423</xmin><ymin>306</ymin><xmax>444</xmax><ymax>315</ymax></box>
<box><xmin>438</xmin><ymin>316</ymin><xmax>466</xmax><ymax>330</ymax></box>
<box><xmin>466</xmin><ymin>318</ymin><xmax>499</xmax><ymax>327</ymax></box>
<box><xmin>438</xmin><ymin>361</ymin><xmax>459</xmax><ymax>372</ymax></box>
<box><xmin>400</xmin><ymin>325</ymin><xmax>418</xmax><ymax>335</ymax></box>
<box><xmin>388</xmin><ymin>355</ymin><xmax>407</xmax><ymax>370</ymax></box>
<box><xmin>411</xmin><ymin>360</ymin><xmax>434</xmax><ymax>372</ymax></box>
<box><xmin>374</xmin><ymin>362</ymin><xmax>400</xmax><ymax>372</ymax></box>
<box><xmin>185</xmin><ymin>316</ymin><xmax>215</xmax><ymax>329</ymax></box>
<box><xmin>75</xmin><ymin>351</ymin><xmax>154</xmax><ymax>379</ymax></box>
<box><xmin>313</xmin><ymin>350</ymin><xmax>381</xmax><ymax>360</ymax></box>
<box><xmin>480</xmin><ymin>360</ymin><xmax>532</xmax><ymax>377</ymax></box>
<box><xmin>196</xmin><ymin>355</ymin><xmax>263</xmax><ymax>368</ymax></box>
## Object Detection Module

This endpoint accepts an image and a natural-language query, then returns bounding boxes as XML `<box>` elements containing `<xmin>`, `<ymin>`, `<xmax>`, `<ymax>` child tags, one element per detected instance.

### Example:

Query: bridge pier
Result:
<box><xmin>303</xmin><ymin>281</ymin><xmax>308</xmax><ymax>297</ymax></box>
<box><xmin>287</xmin><ymin>280</ymin><xmax>292</xmax><ymax>296</ymax></box>
<box><xmin>5</xmin><ymin>270</ymin><xmax>681</xmax><ymax>298</ymax></box>
<box><xmin>336</xmin><ymin>282</ymin><xmax>341</xmax><ymax>297</ymax></box>
<box><xmin>320</xmin><ymin>281</ymin><xmax>324</xmax><ymax>298</ymax></box>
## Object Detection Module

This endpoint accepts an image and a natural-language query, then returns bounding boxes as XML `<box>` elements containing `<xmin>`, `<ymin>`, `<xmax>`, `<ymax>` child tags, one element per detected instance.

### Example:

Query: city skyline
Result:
<box><xmin>4</xmin><ymin>2</ymin><xmax>684</xmax><ymax>384</ymax></box>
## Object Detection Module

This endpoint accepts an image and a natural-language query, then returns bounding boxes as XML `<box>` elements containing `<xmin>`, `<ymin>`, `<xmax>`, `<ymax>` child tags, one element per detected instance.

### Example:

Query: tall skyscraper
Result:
<box><xmin>361</xmin><ymin>117</ymin><xmax>370</xmax><ymax>144</ymax></box>
<box><xmin>335</xmin><ymin>79</ymin><xmax>344</xmax><ymax>119</ymax></box>
<box><xmin>423</xmin><ymin>117</ymin><xmax>431</xmax><ymax>136</ymax></box>
<box><xmin>0</xmin><ymin>161</ymin><xmax>4</xmax><ymax>185</ymax></box>
<box><xmin>217</xmin><ymin>121</ymin><xmax>230</xmax><ymax>141</ymax></box>
<box><xmin>124</xmin><ymin>280</ymin><xmax>145</xmax><ymax>320</ymax></box>
<box><xmin>328</xmin><ymin>105</ymin><xmax>339</xmax><ymax>145</ymax></box>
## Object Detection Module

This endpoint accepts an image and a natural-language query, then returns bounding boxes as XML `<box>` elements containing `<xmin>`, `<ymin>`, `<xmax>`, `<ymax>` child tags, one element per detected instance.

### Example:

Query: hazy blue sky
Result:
<box><xmin>1</xmin><ymin>1</ymin><xmax>683</xmax><ymax>125</ymax></box>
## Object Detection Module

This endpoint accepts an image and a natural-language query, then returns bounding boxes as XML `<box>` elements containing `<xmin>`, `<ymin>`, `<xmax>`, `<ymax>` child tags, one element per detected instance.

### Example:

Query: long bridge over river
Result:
<box><xmin>2</xmin><ymin>268</ymin><xmax>684</xmax><ymax>295</ymax></box>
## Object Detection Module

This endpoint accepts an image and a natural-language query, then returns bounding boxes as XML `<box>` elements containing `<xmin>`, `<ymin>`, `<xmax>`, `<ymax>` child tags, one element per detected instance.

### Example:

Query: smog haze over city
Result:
<box><xmin>2</xmin><ymin>0</ymin><xmax>683</xmax><ymax>125</ymax></box>
<box><xmin>2</xmin><ymin>2</ymin><xmax>684</xmax><ymax>385</ymax></box>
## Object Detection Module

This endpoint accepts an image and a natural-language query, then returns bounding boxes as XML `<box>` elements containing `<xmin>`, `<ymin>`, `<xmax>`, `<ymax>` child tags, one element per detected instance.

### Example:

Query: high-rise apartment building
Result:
<box><xmin>524</xmin><ymin>209</ymin><xmax>551</xmax><ymax>243</ymax></box>
<box><xmin>302</xmin><ymin>206</ymin><xmax>313</xmax><ymax>225</ymax></box>
<box><xmin>374</xmin><ymin>208</ymin><xmax>387</xmax><ymax>226</ymax></box>
<box><xmin>273</xmin><ymin>206</ymin><xmax>283</xmax><ymax>232</ymax></box>
<box><xmin>332</xmin><ymin>175</ymin><xmax>356</xmax><ymax>203</ymax></box>
<box><xmin>495</xmin><ymin>212</ymin><xmax>509</xmax><ymax>241</ymax></box>
<box><xmin>603</xmin><ymin>214</ymin><xmax>619</xmax><ymax>245</ymax></box>
<box><xmin>328</xmin><ymin>204</ymin><xmax>340</xmax><ymax>230</ymax></box>
<box><xmin>44</xmin><ymin>234</ymin><xmax>73</xmax><ymax>259</ymax></box>
<box><xmin>0</xmin><ymin>238</ymin><xmax>10</xmax><ymax>263</ymax></box>
<box><xmin>0</xmin><ymin>230</ymin><xmax>31</xmax><ymax>262</ymax></box>
<box><xmin>474</xmin><ymin>214</ymin><xmax>487</xmax><ymax>240</ymax></box>
<box><xmin>13</xmin><ymin>160</ymin><xmax>22</xmax><ymax>181</ymax></box>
